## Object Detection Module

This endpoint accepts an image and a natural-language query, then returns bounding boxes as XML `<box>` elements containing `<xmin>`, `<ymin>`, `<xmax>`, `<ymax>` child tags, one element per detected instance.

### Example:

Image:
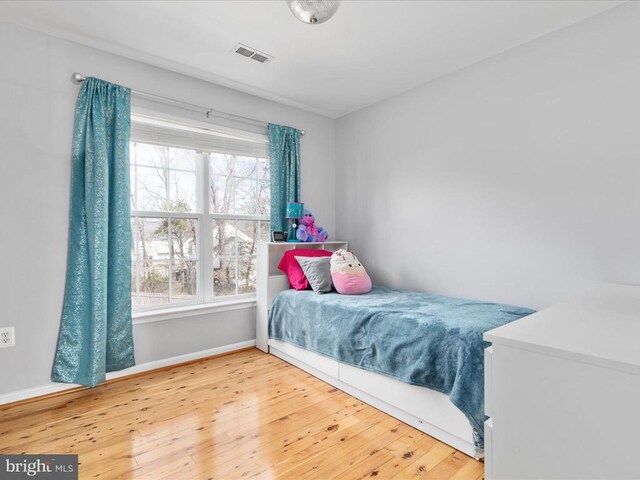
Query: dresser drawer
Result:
<box><xmin>485</xmin><ymin>346</ymin><xmax>493</xmax><ymax>417</ymax></box>
<box><xmin>484</xmin><ymin>418</ymin><xmax>493</xmax><ymax>480</ymax></box>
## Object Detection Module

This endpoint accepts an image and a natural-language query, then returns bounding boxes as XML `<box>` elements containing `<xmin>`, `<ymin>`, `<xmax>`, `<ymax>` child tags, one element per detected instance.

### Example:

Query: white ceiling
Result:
<box><xmin>0</xmin><ymin>0</ymin><xmax>625</xmax><ymax>118</ymax></box>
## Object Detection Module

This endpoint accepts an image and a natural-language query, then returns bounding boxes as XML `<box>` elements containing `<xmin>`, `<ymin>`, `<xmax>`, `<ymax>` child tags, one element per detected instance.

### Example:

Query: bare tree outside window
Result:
<box><xmin>209</xmin><ymin>152</ymin><xmax>270</xmax><ymax>296</ymax></box>
<box><xmin>130</xmin><ymin>137</ymin><xmax>269</xmax><ymax>312</ymax></box>
<box><xmin>131</xmin><ymin>143</ymin><xmax>198</xmax><ymax>308</ymax></box>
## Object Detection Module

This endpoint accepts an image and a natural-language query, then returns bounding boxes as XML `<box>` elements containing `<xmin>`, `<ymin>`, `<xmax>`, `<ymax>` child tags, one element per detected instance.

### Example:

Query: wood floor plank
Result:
<box><xmin>299</xmin><ymin>419</ymin><xmax>414</xmax><ymax>480</ymax></box>
<box><xmin>333</xmin><ymin>432</ymin><xmax>427</xmax><ymax>480</ymax></box>
<box><xmin>447</xmin><ymin>455</ymin><xmax>485</xmax><ymax>480</ymax></box>
<box><xmin>390</xmin><ymin>442</ymin><xmax>457</xmax><ymax>479</ymax></box>
<box><xmin>237</xmin><ymin>409</ymin><xmax>387</xmax><ymax>479</ymax></box>
<box><xmin>0</xmin><ymin>348</ymin><xmax>483</xmax><ymax>479</ymax></box>
<box><xmin>356</xmin><ymin>434</ymin><xmax>440</xmax><ymax>479</ymax></box>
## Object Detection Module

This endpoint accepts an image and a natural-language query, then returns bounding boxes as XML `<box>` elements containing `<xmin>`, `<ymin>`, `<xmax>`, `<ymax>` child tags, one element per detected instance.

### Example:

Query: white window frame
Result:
<box><xmin>130</xmin><ymin>118</ymin><xmax>269</xmax><ymax>316</ymax></box>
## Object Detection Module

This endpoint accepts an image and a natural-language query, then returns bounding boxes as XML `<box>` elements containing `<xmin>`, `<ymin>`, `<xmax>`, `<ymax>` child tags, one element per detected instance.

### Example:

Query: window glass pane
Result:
<box><xmin>213</xmin><ymin>258</ymin><xmax>237</xmax><ymax>297</ymax></box>
<box><xmin>131</xmin><ymin>142</ymin><xmax>158</xmax><ymax>167</ymax></box>
<box><xmin>256</xmin><ymin>181</ymin><xmax>270</xmax><ymax>216</ymax></box>
<box><xmin>234</xmin><ymin>156</ymin><xmax>257</xmax><ymax>178</ymax></box>
<box><xmin>172</xmin><ymin>259</ymin><xmax>197</xmax><ymax>303</ymax></box>
<box><xmin>257</xmin><ymin>158</ymin><xmax>269</xmax><ymax>182</ymax></box>
<box><xmin>170</xmin><ymin>170</ymin><xmax>197</xmax><ymax>213</ymax></box>
<box><xmin>168</xmin><ymin>148</ymin><xmax>197</xmax><ymax>171</ymax></box>
<box><xmin>210</xmin><ymin>152</ymin><xmax>234</xmax><ymax>176</ymax></box>
<box><xmin>135</xmin><ymin>166</ymin><xmax>167</xmax><ymax>211</ymax></box>
<box><xmin>131</xmin><ymin>142</ymin><xmax>198</xmax><ymax>213</ymax></box>
<box><xmin>131</xmin><ymin>218</ymin><xmax>140</xmax><ymax>262</ymax></box>
<box><xmin>139</xmin><ymin>262</ymin><xmax>169</xmax><ymax>307</ymax></box>
<box><xmin>236</xmin><ymin>220</ymin><xmax>258</xmax><ymax>256</ymax></box>
<box><xmin>135</xmin><ymin>143</ymin><xmax>196</xmax><ymax>171</ymax></box>
<box><xmin>130</xmin><ymin>165</ymin><xmax>137</xmax><ymax>210</ymax></box>
<box><xmin>210</xmin><ymin>155</ymin><xmax>266</xmax><ymax>215</ymax></box>
<box><xmin>167</xmin><ymin>217</ymin><xmax>198</xmax><ymax>260</ymax></box>
<box><xmin>213</xmin><ymin>219</ymin><xmax>236</xmax><ymax>257</ymax></box>
<box><xmin>131</xmin><ymin>262</ymin><xmax>139</xmax><ymax>308</ymax></box>
<box><xmin>238</xmin><ymin>256</ymin><xmax>257</xmax><ymax>294</ymax></box>
<box><xmin>259</xmin><ymin>221</ymin><xmax>270</xmax><ymax>243</ymax></box>
<box><xmin>234</xmin><ymin>177</ymin><xmax>254</xmax><ymax>215</ymax></box>
<box><xmin>136</xmin><ymin>217</ymin><xmax>169</xmax><ymax>261</ymax></box>
<box><xmin>210</xmin><ymin>174</ymin><xmax>233</xmax><ymax>214</ymax></box>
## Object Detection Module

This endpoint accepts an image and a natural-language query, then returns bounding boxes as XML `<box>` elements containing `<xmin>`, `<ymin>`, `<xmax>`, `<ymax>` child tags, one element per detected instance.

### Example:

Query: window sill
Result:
<box><xmin>132</xmin><ymin>298</ymin><xmax>256</xmax><ymax>325</ymax></box>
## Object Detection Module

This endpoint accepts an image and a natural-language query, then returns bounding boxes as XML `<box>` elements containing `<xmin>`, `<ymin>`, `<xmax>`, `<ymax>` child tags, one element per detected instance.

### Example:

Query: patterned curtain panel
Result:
<box><xmin>52</xmin><ymin>77</ymin><xmax>135</xmax><ymax>387</ymax></box>
<box><xmin>268</xmin><ymin>124</ymin><xmax>301</xmax><ymax>233</ymax></box>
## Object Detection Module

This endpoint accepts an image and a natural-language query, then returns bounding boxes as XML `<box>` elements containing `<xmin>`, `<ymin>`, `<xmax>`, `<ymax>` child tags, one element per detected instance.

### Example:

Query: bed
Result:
<box><xmin>256</xmin><ymin>241</ymin><xmax>535</xmax><ymax>458</ymax></box>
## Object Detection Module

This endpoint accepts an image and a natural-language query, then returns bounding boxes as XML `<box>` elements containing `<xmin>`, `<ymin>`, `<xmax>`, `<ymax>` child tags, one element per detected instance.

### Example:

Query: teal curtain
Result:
<box><xmin>52</xmin><ymin>77</ymin><xmax>135</xmax><ymax>387</ymax></box>
<box><xmin>268</xmin><ymin>124</ymin><xmax>301</xmax><ymax>232</ymax></box>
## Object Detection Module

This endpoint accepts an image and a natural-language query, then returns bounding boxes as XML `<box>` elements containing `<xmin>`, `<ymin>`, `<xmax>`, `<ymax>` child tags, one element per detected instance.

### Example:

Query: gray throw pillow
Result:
<box><xmin>295</xmin><ymin>256</ymin><xmax>333</xmax><ymax>294</ymax></box>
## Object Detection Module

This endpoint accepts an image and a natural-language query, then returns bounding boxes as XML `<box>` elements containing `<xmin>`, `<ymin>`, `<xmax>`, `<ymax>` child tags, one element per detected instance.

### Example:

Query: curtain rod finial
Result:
<box><xmin>300</xmin><ymin>130</ymin><xmax>306</xmax><ymax>136</ymax></box>
<box><xmin>72</xmin><ymin>72</ymin><xmax>85</xmax><ymax>83</ymax></box>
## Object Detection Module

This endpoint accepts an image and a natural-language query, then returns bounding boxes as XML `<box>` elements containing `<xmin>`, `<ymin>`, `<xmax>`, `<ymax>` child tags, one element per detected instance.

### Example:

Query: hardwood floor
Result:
<box><xmin>0</xmin><ymin>349</ymin><xmax>484</xmax><ymax>479</ymax></box>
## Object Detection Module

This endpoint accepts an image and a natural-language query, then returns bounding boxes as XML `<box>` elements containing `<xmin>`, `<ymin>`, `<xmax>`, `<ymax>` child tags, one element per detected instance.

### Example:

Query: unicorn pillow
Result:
<box><xmin>330</xmin><ymin>250</ymin><xmax>372</xmax><ymax>295</ymax></box>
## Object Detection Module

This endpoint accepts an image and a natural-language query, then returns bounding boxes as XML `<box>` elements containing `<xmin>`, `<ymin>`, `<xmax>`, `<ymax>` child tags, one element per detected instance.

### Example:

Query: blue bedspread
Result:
<box><xmin>268</xmin><ymin>285</ymin><xmax>534</xmax><ymax>451</ymax></box>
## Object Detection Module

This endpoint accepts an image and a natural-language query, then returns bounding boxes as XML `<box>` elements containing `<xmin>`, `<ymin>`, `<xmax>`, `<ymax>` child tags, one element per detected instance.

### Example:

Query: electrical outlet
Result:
<box><xmin>0</xmin><ymin>327</ymin><xmax>15</xmax><ymax>348</ymax></box>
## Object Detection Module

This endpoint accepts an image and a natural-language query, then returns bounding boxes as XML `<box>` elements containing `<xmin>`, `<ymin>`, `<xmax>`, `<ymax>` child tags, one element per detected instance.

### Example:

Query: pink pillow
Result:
<box><xmin>330</xmin><ymin>250</ymin><xmax>372</xmax><ymax>295</ymax></box>
<box><xmin>278</xmin><ymin>249</ymin><xmax>333</xmax><ymax>290</ymax></box>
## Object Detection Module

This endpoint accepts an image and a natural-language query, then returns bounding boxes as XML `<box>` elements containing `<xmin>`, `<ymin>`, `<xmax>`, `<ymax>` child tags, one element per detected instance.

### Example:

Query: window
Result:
<box><xmin>130</xmin><ymin>115</ymin><xmax>269</xmax><ymax>311</ymax></box>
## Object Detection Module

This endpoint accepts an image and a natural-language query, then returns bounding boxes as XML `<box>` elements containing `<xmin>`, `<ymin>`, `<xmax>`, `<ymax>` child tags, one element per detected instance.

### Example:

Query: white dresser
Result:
<box><xmin>484</xmin><ymin>284</ymin><xmax>640</xmax><ymax>479</ymax></box>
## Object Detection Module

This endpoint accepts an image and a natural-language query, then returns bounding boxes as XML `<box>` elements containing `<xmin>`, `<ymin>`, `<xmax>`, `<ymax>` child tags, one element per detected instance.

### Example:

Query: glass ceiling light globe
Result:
<box><xmin>286</xmin><ymin>0</ymin><xmax>340</xmax><ymax>25</ymax></box>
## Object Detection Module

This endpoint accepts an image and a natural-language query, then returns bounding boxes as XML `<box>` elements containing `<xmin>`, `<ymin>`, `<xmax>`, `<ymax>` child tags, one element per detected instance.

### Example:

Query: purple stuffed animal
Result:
<box><xmin>296</xmin><ymin>209</ymin><xmax>329</xmax><ymax>242</ymax></box>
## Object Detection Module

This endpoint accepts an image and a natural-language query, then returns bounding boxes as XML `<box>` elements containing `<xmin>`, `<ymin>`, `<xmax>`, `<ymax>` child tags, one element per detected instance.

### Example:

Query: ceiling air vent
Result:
<box><xmin>233</xmin><ymin>43</ymin><xmax>274</xmax><ymax>64</ymax></box>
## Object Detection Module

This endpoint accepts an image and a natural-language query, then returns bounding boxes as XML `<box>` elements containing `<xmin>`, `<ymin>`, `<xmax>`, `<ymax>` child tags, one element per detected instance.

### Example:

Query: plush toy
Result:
<box><xmin>296</xmin><ymin>209</ymin><xmax>329</xmax><ymax>242</ymax></box>
<box><xmin>330</xmin><ymin>249</ymin><xmax>372</xmax><ymax>295</ymax></box>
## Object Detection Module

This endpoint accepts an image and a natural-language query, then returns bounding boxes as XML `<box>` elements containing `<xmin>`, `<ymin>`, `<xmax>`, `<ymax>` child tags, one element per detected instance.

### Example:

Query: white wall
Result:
<box><xmin>0</xmin><ymin>22</ymin><xmax>335</xmax><ymax>396</ymax></box>
<box><xmin>336</xmin><ymin>2</ymin><xmax>640</xmax><ymax>310</ymax></box>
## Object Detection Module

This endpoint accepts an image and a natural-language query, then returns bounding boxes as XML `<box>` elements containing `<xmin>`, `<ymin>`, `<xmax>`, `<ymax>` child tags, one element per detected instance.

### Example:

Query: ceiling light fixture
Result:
<box><xmin>286</xmin><ymin>0</ymin><xmax>340</xmax><ymax>25</ymax></box>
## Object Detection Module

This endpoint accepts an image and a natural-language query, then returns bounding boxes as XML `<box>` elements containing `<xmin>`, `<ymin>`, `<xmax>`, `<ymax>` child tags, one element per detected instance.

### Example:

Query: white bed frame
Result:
<box><xmin>256</xmin><ymin>241</ymin><xmax>479</xmax><ymax>459</ymax></box>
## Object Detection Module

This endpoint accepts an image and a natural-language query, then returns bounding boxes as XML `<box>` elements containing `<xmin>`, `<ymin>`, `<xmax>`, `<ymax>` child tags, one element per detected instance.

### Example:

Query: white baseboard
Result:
<box><xmin>0</xmin><ymin>340</ymin><xmax>256</xmax><ymax>406</ymax></box>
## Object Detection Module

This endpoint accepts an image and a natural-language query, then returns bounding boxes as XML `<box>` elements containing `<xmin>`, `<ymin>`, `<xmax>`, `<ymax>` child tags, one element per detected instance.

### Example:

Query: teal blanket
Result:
<box><xmin>268</xmin><ymin>285</ymin><xmax>534</xmax><ymax>451</ymax></box>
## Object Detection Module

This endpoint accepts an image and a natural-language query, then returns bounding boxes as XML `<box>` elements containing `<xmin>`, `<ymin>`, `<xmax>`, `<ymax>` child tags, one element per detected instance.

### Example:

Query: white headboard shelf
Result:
<box><xmin>256</xmin><ymin>240</ymin><xmax>349</xmax><ymax>352</ymax></box>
